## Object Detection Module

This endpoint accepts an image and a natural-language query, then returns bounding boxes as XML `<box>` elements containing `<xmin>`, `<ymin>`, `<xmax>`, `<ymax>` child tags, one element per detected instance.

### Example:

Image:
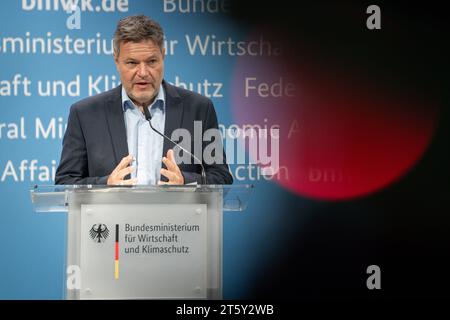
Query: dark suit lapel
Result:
<box><xmin>104</xmin><ymin>85</ymin><xmax>129</xmax><ymax>165</ymax></box>
<box><xmin>162</xmin><ymin>80</ymin><xmax>183</xmax><ymax>157</ymax></box>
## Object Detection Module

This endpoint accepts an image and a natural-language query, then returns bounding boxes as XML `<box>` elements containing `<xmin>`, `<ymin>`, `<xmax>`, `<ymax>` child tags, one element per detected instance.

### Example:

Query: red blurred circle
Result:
<box><xmin>231</xmin><ymin>37</ymin><xmax>437</xmax><ymax>200</ymax></box>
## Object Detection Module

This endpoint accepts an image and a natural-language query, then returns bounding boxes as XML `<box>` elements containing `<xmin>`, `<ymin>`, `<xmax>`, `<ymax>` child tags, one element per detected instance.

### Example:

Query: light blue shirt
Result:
<box><xmin>122</xmin><ymin>86</ymin><xmax>165</xmax><ymax>185</ymax></box>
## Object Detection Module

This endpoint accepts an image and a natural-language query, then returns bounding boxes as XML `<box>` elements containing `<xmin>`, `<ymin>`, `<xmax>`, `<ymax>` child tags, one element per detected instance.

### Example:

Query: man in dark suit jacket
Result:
<box><xmin>55</xmin><ymin>15</ymin><xmax>232</xmax><ymax>186</ymax></box>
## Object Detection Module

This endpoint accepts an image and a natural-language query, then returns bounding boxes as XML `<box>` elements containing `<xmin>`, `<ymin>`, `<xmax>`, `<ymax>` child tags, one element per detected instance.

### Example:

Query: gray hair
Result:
<box><xmin>113</xmin><ymin>15</ymin><xmax>164</xmax><ymax>56</ymax></box>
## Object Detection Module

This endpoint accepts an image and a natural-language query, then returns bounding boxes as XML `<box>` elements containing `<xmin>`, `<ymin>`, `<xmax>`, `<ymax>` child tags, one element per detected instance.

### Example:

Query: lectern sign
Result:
<box><xmin>79</xmin><ymin>204</ymin><xmax>208</xmax><ymax>299</ymax></box>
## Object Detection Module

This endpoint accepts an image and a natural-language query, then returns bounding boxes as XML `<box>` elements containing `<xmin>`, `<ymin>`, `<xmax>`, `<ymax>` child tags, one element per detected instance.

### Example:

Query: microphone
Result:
<box><xmin>143</xmin><ymin>106</ymin><xmax>207</xmax><ymax>185</ymax></box>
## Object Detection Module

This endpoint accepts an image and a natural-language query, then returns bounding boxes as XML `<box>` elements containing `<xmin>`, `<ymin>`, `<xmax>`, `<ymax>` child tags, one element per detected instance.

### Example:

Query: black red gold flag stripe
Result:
<box><xmin>115</xmin><ymin>224</ymin><xmax>119</xmax><ymax>280</ymax></box>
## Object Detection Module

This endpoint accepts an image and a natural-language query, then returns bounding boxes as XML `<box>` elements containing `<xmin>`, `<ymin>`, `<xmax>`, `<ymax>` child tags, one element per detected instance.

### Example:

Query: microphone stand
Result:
<box><xmin>143</xmin><ymin>106</ymin><xmax>207</xmax><ymax>185</ymax></box>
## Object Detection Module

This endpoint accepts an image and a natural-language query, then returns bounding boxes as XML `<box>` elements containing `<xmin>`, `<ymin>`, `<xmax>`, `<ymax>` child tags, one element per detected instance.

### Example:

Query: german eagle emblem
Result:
<box><xmin>89</xmin><ymin>224</ymin><xmax>109</xmax><ymax>243</ymax></box>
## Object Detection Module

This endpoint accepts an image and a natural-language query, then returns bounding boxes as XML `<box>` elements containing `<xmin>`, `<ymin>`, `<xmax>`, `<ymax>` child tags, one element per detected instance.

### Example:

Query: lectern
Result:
<box><xmin>30</xmin><ymin>185</ymin><xmax>252</xmax><ymax>300</ymax></box>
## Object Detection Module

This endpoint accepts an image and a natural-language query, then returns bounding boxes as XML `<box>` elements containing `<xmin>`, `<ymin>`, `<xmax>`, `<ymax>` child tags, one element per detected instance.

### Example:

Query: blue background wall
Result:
<box><xmin>0</xmin><ymin>0</ymin><xmax>295</xmax><ymax>299</ymax></box>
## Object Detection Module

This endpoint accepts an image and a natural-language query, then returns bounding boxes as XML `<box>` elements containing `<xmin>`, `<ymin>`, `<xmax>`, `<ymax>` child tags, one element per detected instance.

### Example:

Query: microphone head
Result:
<box><xmin>143</xmin><ymin>106</ymin><xmax>152</xmax><ymax>121</ymax></box>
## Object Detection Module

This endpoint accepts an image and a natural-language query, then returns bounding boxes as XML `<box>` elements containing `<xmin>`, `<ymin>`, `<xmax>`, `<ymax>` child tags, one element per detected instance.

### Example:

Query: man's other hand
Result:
<box><xmin>107</xmin><ymin>154</ymin><xmax>137</xmax><ymax>185</ymax></box>
<box><xmin>159</xmin><ymin>149</ymin><xmax>184</xmax><ymax>185</ymax></box>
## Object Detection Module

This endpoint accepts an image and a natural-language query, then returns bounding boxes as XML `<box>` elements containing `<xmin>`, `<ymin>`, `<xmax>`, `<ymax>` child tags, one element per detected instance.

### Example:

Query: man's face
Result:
<box><xmin>114</xmin><ymin>40</ymin><xmax>165</xmax><ymax>108</ymax></box>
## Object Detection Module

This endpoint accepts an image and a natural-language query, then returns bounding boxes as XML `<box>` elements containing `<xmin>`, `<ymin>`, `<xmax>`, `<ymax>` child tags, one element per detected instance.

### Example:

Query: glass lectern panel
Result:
<box><xmin>30</xmin><ymin>185</ymin><xmax>252</xmax><ymax>300</ymax></box>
